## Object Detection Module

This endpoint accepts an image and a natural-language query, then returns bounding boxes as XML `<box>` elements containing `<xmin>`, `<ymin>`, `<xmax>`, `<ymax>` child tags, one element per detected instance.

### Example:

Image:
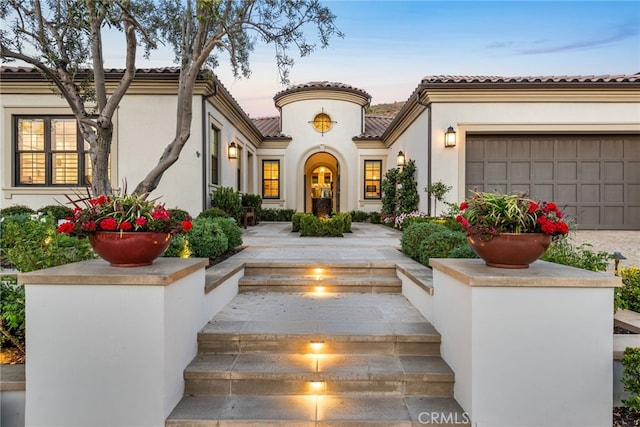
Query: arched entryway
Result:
<box><xmin>304</xmin><ymin>152</ymin><xmax>339</xmax><ymax>215</ymax></box>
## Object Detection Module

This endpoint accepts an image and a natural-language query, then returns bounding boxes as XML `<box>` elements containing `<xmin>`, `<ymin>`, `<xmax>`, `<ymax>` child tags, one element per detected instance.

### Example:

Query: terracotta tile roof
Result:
<box><xmin>251</xmin><ymin>115</ymin><xmax>393</xmax><ymax>139</ymax></box>
<box><xmin>360</xmin><ymin>116</ymin><xmax>394</xmax><ymax>139</ymax></box>
<box><xmin>252</xmin><ymin>117</ymin><xmax>284</xmax><ymax>138</ymax></box>
<box><xmin>421</xmin><ymin>74</ymin><xmax>640</xmax><ymax>84</ymax></box>
<box><xmin>274</xmin><ymin>81</ymin><xmax>371</xmax><ymax>101</ymax></box>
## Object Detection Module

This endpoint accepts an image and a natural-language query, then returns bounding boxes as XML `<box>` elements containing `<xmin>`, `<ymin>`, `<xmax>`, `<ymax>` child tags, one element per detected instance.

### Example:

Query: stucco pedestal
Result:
<box><xmin>19</xmin><ymin>258</ymin><xmax>209</xmax><ymax>427</ymax></box>
<box><xmin>428</xmin><ymin>259</ymin><xmax>621</xmax><ymax>427</ymax></box>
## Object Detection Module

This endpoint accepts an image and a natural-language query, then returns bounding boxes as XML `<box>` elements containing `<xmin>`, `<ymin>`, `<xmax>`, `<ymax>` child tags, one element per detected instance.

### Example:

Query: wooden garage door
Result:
<box><xmin>465</xmin><ymin>134</ymin><xmax>640</xmax><ymax>230</ymax></box>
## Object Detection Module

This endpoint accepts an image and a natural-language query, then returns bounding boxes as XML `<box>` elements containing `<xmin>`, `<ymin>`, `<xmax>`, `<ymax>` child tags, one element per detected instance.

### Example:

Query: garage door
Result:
<box><xmin>465</xmin><ymin>134</ymin><xmax>640</xmax><ymax>230</ymax></box>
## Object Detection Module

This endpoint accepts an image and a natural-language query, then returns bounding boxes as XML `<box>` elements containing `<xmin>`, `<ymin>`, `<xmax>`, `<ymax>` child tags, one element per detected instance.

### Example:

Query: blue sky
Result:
<box><xmin>123</xmin><ymin>0</ymin><xmax>640</xmax><ymax>117</ymax></box>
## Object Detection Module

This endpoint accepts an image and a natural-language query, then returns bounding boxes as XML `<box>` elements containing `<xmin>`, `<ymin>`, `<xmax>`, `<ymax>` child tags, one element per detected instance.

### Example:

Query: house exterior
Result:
<box><xmin>2</xmin><ymin>67</ymin><xmax>639</xmax><ymax>229</ymax></box>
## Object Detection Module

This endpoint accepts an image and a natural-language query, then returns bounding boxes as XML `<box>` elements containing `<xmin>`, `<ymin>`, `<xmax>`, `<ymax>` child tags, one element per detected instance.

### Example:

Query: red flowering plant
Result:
<box><xmin>56</xmin><ymin>192</ymin><xmax>192</xmax><ymax>238</ymax></box>
<box><xmin>456</xmin><ymin>191</ymin><xmax>569</xmax><ymax>241</ymax></box>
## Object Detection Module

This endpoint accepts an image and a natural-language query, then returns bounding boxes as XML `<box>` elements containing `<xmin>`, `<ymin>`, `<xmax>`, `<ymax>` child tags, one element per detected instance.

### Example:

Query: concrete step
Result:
<box><xmin>239</xmin><ymin>264</ymin><xmax>401</xmax><ymax>293</ymax></box>
<box><xmin>184</xmin><ymin>353</ymin><xmax>454</xmax><ymax>397</ymax></box>
<box><xmin>167</xmin><ymin>395</ymin><xmax>470</xmax><ymax>426</ymax></box>
<box><xmin>197</xmin><ymin>321</ymin><xmax>442</xmax><ymax>356</ymax></box>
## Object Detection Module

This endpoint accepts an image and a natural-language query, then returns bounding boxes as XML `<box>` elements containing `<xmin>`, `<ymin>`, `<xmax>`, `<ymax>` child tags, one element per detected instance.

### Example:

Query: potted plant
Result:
<box><xmin>456</xmin><ymin>191</ymin><xmax>569</xmax><ymax>268</ymax></box>
<box><xmin>56</xmin><ymin>192</ymin><xmax>192</xmax><ymax>267</ymax></box>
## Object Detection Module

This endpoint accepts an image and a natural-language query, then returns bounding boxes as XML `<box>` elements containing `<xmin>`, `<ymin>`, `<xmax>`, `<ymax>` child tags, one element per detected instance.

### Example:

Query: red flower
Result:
<box><xmin>544</xmin><ymin>202</ymin><xmax>558</xmax><ymax>213</ymax></box>
<box><xmin>81</xmin><ymin>221</ymin><xmax>97</xmax><ymax>231</ymax></box>
<box><xmin>459</xmin><ymin>201</ymin><xmax>469</xmax><ymax>210</ymax></box>
<box><xmin>134</xmin><ymin>217</ymin><xmax>148</xmax><ymax>226</ymax></box>
<box><xmin>56</xmin><ymin>221</ymin><xmax>75</xmax><ymax>234</ymax></box>
<box><xmin>182</xmin><ymin>220</ymin><xmax>193</xmax><ymax>232</ymax></box>
<box><xmin>555</xmin><ymin>221</ymin><xmax>569</xmax><ymax>235</ymax></box>
<box><xmin>118</xmin><ymin>221</ymin><xmax>133</xmax><ymax>231</ymax></box>
<box><xmin>99</xmin><ymin>218</ymin><xmax>117</xmax><ymax>231</ymax></box>
<box><xmin>90</xmin><ymin>195</ymin><xmax>107</xmax><ymax>206</ymax></box>
<box><xmin>528</xmin><ymin>201</ymin><xmax>539</xmax><ymax>213</ymax></box>
<box><xmin>151</xmin><ymin>206</ymin><xmax>170</xmax><ymax>220</ymax></box>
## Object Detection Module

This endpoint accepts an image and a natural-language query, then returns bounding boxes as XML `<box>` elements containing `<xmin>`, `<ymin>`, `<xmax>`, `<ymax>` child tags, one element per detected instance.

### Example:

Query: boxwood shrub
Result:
<box><xmin>211</xmin><ymin>217</ymin><xmax>243</xmax><ymax>250</ymax></box>
<box><xmin>400</xmin><ymin>222</ymin><xmax>448</xmax><ymax>260</ymax></box>
<box><xmin>291</xmin><ymin>212</ymin><xmax>307</xmax><ymax>232</ymax></box>
<box><xmin>187</xmin><ymin>217</ymin><xmax>228</xmax><ymax>259</ymax></box>
<box><xmin>37</xmin><ymin>204</ymin><xmax>73</xmax><ymax>220</ymax></box>
<box><xmin>417</xmin><ymin>229</ymin><xmax>469</xmax><ymax>266</ymax></box>
<box><xmin>259</xmin><ymin>208</ymin><xmax>296</xmax><ymax>222</ymax></box>
<box><xmin>300</xmin><ymin>214</ymin><xmax>348</xmax><ymax>237</ymax></box>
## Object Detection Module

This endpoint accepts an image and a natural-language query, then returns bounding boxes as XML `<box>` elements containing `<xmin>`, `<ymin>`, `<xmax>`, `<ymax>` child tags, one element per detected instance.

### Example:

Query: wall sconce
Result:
<box><xmin>444</xmin><ymin>126</ymin><xmax>457</xmax><ymax>148</ymax></box>
<box><xmin>228</xmin><ymin>141</ymin><xmax>238</xmax><ymax>159</ymax></box>
<box><xmin>396</xmin><ymin>151</ymin><xmax>406</xmax><ymax>167</ymax></box>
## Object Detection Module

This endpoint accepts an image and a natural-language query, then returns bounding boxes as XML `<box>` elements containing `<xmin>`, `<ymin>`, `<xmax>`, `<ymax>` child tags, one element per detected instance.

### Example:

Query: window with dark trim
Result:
<box><xmin>210</xmin><ymin>123</ymin><xmax>220</xmax><ymax>185</ymax></box>
<box><xmin>364</xmin><ymin>160</ymin><xmax>382</xmax><ymax>199</ymax></box>
<box><xmin>14</xmin><ymin>116</ymin><xmax>92</xmax><ymax>186</ymax></box>
<box><xmin>262</xmin><ymin>160</ymin><xmax>280</xmax><ymax>199</ymax></box>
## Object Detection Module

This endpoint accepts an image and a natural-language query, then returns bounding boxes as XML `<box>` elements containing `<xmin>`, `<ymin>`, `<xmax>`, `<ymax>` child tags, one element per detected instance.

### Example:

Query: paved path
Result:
<box><xmin>237</xmin><ymin>222</ymin><xmax>640</xmax><ymax>269</ymax></box>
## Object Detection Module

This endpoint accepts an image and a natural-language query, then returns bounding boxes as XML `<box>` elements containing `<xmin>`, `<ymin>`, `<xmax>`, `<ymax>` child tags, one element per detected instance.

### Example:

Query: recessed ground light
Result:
<box><xmin>310</xmin><ymin>341</ymin><xmax>324</xmax><ymax>351</ymax></box>
<box><xmin>309</xmin><ymin>381</ymin><xmax>325</xmax><ymax>391</ymax></box>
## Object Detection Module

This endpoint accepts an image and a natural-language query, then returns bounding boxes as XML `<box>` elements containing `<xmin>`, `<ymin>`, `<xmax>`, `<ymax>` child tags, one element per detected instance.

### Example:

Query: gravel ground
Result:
<box><xmin>567</xmin><ymin>231</ymin><xmax>640</xmax><ymax>270</ymax></box>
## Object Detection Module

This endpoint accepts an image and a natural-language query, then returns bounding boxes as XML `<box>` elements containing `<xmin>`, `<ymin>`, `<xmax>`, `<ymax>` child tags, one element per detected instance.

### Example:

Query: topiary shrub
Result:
<box><xmin>291</xmin><ymin>212</ymin><xmax>308</xmax><ymax>232</ymax></box>
<box><xmin>417</xmin><ymin>229</ymin><xmax>468</xmax><ymax>266</ymax></box>
<box><xmin>187</xmin><ymin>217</ymin><xmax>228</xmax><ymax>259</ymax></box>
<box><xmin>0</xmin><ymin>205</ymin><xmax>35</xmax><ymax>216</ymax></box>
<box><xmin>211</xmin><ymin>186</ymin><xmax>242</xmax><ymax>221</ymax></box>
<box><xmin>334</xmin><ymin>212</ymin><xmax>352</xmax><ymax>233</ymax></box>
<box><xmin>400</xmin><ymin>222</ymin><xmax>448</xmax><ymax>260</ymax></box>
<box><xmin>259</xmin><ymin>208</ymin><xmax>295</xmax><ymax>222</ymax></box>
<box><xmin>300</xmin><ymin>215</ymin><xmax>344</xmax><ymax>237</ymax></box>
<box><xmin>37</xmin><ymin>204</ymin><xmax>73</xmax><ymax>220</ymax></box>
<box><xmin>615</xmin><ymin>266</ymin><xmax>640</xmax><ymax>312</ymax></box>
<box><xmin>211</xmin><ymin>217</ymin><xmax>243</xmax><ymax>250</ymax></box>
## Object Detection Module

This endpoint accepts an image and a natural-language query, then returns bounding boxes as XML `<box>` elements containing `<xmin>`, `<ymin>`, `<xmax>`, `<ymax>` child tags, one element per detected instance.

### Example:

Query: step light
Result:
<box><xmin>310</xmin><ymin>341</ymin><xmax>325</xmax><ymax>352</ymax></box>
<box><xmin>309</xmin><ymin>380</ymin><xmax>325</xmax><ymax>391</ymax></box>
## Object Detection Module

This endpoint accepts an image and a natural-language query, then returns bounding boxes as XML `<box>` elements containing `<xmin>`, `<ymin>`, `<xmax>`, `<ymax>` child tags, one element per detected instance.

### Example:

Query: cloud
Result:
<box><xmin>518</xmin><ymin>22</ymin><xmax>639</xmax><ymax>55</ymax></box>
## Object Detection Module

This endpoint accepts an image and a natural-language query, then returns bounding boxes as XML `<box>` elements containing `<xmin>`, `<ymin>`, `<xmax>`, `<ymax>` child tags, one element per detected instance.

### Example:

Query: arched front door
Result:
<box><xmin>304</xmin><ymin>152</ymin><xmax>339</xmax><ymax>214</ymax></box>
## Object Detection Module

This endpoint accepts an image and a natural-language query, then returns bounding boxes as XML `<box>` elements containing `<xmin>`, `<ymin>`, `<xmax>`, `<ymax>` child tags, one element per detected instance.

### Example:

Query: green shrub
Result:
<box><xmin>381</xmin><ymin>168</ymin><xmax>399</xmax><ymax>216</ymax></box>
<box><xmin>0</xmin><ymin>205</ymin><xmax>35</xmax><ymax>216</ymax></box>
<box><xmin>0</xmin><ymin>275</ymin><xmax>25</xmax><ymax>353</ymax></box>
<box><xmin>615</xmin><ymin>266</ymin><xmax>640</xmax><ymax>312</ymax></box>
<box><xmin>349</xmin><ymin>211</ymin><xmax>370</xmax><ymax>222</ymax></box>
<box><xmin>2</xmin><ymin>214</ymin><xmax>94</xmax><ymax>272</ymax></box>
<box><xmin>187</xmin><ymin>217</ymin><xmax>228</xmax><ymax>259</ymax></box>
<box><xmin>162</xmin><ymin>234</ymin><xmax>190</xmax><ymax>258</ymax></box>
<box><xmin>212</xmin><ymin>217</ymin><xmax>243</xmax><ymax>250</ymax></box>
<box><xmin>300</xmin><ymin>215</ymin><xmax>344</xmax><ymax>237</ymax></box>
<box><xmin>37</xmin><ymin>204</ymin><xmax>73</xmax><ymax>220</ymax></box>
<box><xmin>397</xmin><ymin>160</ymin><xmax>419</xmax><ymax>214</ymax></box>
<box><xmin>334</xmin><ymin>212</ymin><xmax>352</xmax><ymax>233</ymax></box>
<box><xmin>541</xmin><ymin>238</ymin><xmax>610</xmax><ymax>272</ymax></box>
<box><xmin>448</xmin><ymin>244</ymin><xmax>478</xmax><ymax>259</ymax></box>
<box><xmin>400</xmin><ymin>222</ymin><xmax>448</xmax><ymax>260</ymax></box>
<box><xmin>242</xmin><ymin>193</ymin><xmax>262</xmax><ymax>209</ymax></box>
<box><xmin>291</xmin><ymin>212</ymin><xmax>308</xmax><ymax>232</ymax></box>
<box><xmin>211</xmin><ymin>186</ymin><xmax>242</xmax><ymax>221</ymax></box>
<box><xmin>417</xmin><ymin>230</ymin><xmax>468</xmax><ymax>266</ymax></box>
<box><xmin>259</xmin><ymin>208</ymin><xmax>295</xmax><ymax>222</ymax></box>
<box><xmin>370</xmin><ymin>212</ymin><xmax>381</xmax><ymax>224</ymax></box>
<box><xmin>401</xmin><ymin>216</ymin><xmax>432</xmax><ymax>230</ymax></box>
<box><xmin>168</xmin><ymin>208</ymin><xmax>191</xmax><ymax>222</ymax></box>
<box><xmin>199</xmin><ymin>207</ymin><xmax>230</xmax><ymax>219</ymax></box>
<box><xmin>622</xmin><ymin>347</ymin><xmax>640</xmax><ymax>409</ymax></box>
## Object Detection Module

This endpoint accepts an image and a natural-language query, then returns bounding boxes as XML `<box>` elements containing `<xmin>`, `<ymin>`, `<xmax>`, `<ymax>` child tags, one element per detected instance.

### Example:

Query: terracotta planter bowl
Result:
<box><xmin>467</xmin><ymin>233</ymin><xmax>552</xmax><ymax>269</ymax></box>
<box><xmin>88</xmin><ymin>231</ymin><xmax>172</xmax><ymax>267</ymax></box>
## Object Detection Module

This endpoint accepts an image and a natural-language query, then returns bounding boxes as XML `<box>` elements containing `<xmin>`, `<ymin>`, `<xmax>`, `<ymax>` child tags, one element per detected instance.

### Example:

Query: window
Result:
<box><xmin>210</xmin><ymin>123</ymin><xmax>220</xmax><ymax>185</ymax></box>
<box><xmin>15</xmin><ymin>116</ymin><xmax>92</xmax><ymax>186</ymax></box>
<box><xmin>364</xmin><ymin>160</ymin><xmax>382</xmax><ymax>199</ymax></box>
<box><xmin>262</xmin><ymin>160</ymin><xmax>280</xmax><ymax>199</ymax></box>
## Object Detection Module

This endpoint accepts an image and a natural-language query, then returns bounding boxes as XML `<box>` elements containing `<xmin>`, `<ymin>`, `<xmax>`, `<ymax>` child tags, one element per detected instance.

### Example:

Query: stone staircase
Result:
<box><xmin>167</xmin><ymin>265</ymin><xmax>469</xmax><ymax>426</ymax></box>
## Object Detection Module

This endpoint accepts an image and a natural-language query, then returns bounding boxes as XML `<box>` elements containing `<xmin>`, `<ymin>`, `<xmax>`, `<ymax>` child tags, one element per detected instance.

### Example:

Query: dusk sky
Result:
<box><xmin>108</xmin><ymin>0</ymin><xmax>640</xmax><ymax>117</ymax></box>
